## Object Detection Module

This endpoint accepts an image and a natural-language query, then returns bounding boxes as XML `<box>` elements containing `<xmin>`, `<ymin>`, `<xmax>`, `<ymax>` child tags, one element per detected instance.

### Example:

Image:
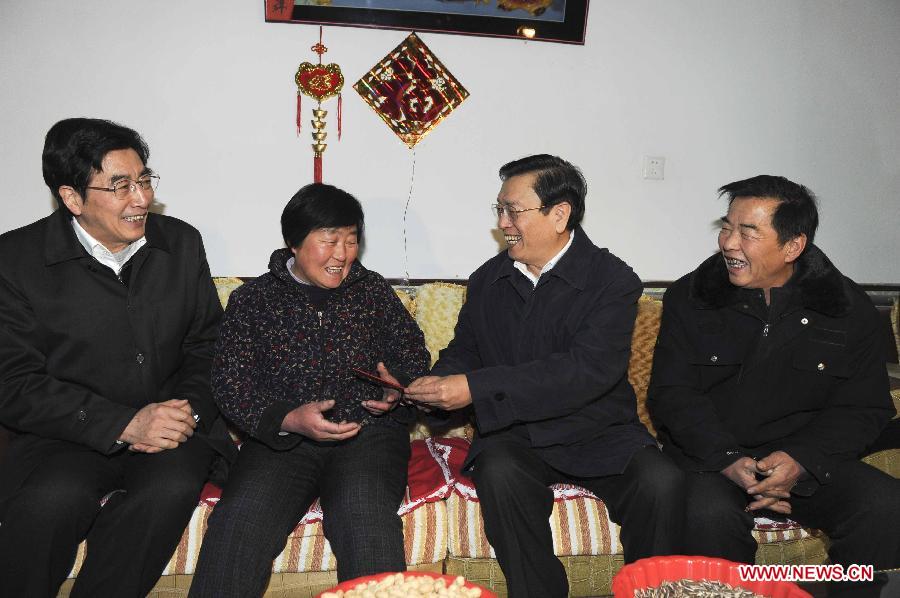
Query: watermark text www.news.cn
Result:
<box><xmin>739</xmin><ymin>564</ymin><xmax>874</xmax><ymax>583</ymax></box>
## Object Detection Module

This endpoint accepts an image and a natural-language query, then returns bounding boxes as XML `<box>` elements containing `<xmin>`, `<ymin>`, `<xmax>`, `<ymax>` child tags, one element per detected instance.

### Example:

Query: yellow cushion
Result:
<box><xmin>395</xmin><ymin>288</ymin><xmax>416</xmax><ymax>318</ymax></box>
<box><xmin>414</xmin><ymin>283</ymin><xmax>467</xmax><ymax>367</ymax></box>
<box><xmin>212</xmin><ymin>276</ymin><xmax>244</xmax><ymax>309</ymax></box>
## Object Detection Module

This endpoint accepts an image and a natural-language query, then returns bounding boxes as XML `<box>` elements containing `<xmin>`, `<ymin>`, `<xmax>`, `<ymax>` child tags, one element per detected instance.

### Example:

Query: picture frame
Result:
<box><xmin>265</xmin><ymin>1</ymin><xmax>589</xmax><ymax>45</ymax></box>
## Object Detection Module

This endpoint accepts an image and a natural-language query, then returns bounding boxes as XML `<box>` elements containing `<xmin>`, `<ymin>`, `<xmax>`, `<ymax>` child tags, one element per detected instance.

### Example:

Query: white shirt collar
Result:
<box><xmin>71</xmin><ymin>217</ymin><xmax>146</xmax><ymax>275</ymax></box>
<box><xmin>285</xmin><ymin>257</ymin><xmax>311</xmax><ymax>285</ymax></box>
<box><xmin>513</xmin><ymin>229</ymin><xmax>574</xmax><ymax>286</ymax></box>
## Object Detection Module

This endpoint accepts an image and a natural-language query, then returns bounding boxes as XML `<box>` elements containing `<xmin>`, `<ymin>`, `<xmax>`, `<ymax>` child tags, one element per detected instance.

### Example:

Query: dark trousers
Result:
<box><xmin>0</xmin><ymin>436</ymin><xmax>214</xmax><ymax>598</ymax></box>
<box><xmin>469</xmin><ymin>434</ymin><xmax>686</xmax><ymax>598</ymax></box>
<box><xmin>189</xmin><ymin>423</ymin><xmax>410</xmax><ymax>598</ymax></box>
<box><xmin>684</xmin><ymin>459</ymin><xmax>900</xmax><ymax>569</ymax></box>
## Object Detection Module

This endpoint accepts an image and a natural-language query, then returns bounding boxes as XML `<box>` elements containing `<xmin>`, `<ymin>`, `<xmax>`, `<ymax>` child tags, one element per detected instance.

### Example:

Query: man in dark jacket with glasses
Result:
<box><xmin>0</xmin><ymin>118</ymin><xmax>235</xmax><ymax>597</ymax></box>
<box><xmin>404</xmin><ymin>154</ymin><xmax>686</xmax><ymax>598</ymax></box>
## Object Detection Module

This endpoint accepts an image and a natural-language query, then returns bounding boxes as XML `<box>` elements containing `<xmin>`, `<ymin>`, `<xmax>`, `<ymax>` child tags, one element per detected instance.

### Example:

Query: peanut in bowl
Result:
<box><xmin>316</xmin><ymin>571</ymin><xmax>496</xmax><ymax>598</ymax></box>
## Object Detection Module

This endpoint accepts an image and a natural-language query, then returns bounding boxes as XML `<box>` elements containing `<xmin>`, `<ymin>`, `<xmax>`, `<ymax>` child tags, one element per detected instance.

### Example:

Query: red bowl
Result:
<box><xmin>611</xmin><ymin>555</ymin><xmax>811</xmax><ymax>597</ymax></box>
<box><xmin>316</xmin><ymin>571</ymin><xmax>497</xmax><ymax>597</ymax></box>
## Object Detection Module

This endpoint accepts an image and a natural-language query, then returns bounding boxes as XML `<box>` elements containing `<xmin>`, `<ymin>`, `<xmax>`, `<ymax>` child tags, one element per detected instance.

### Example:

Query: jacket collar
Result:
<box><xmin>548</xmin><ymin>227</ymin><xmax>591</xmax><ymax>290</ymax></box>
<box><xmin>491</xmin><ymin>226</ymin><xmax>592</xmax><ymax>290</ymax></box>
<box><xmin>44</xmin><ymin>208</ymin><xmax>169</xmax><ymax>266</ymax></box>
<box><xmin>268</xmin><ymin>247</ymin><xmax>369</xmax><ymax>289</ymax></box>
<box><xmin>688</xmin><ymin>244</ymin><xmax>850</xmax><ymax>317</ymax></box>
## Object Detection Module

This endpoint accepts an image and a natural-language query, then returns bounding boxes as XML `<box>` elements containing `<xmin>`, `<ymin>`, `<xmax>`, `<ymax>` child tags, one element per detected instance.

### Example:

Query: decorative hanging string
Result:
<box><xmin>337</xmin><ymin>94</ymin><xmax>342</xmax><ymax>141</ymax></box>
<box><xmin>296</xmin><ymin>92</ymin><xmax>303</xmax><ymax>137</ymax></box>
<box><xmin>295</xmin><ymin>26</ymin><xmax>343</xmax><ymax>182</ymax></box>
<box><xmin>402</xmin><ymin>147</ymin><xmax>417</xmax><ymax>284</ymax></box>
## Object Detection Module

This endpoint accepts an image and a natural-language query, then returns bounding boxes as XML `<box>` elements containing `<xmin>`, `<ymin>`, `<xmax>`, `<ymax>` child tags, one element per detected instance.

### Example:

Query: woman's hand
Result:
<box><xmin>281</xmin><ymin>400</ymin><xmax>360</xmax><ymax>441</ymax></box>
<box><xmin>362</xmin><ymin>362</ymin><xmax>404</xmax><ymax>415</ymax></box>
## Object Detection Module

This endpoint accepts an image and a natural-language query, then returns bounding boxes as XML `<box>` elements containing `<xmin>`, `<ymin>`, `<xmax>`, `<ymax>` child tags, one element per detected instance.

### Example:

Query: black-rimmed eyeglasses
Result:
<box><xmin>86</xmin><ymin>174</ymin><xmax>160</xmax><ymax>201</ymax></box>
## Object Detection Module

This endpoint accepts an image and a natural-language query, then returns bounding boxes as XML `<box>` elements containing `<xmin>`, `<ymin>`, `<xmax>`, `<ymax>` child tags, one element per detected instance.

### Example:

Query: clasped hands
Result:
<box><xmin>721</xmin><ymin>451</ymin><xmax>806</xmax><ymax>515</ymax></box>
<box><xmin>119</xmin><ymin>398</ymin><xmax>197</xmax><ymax>453</ymax></box>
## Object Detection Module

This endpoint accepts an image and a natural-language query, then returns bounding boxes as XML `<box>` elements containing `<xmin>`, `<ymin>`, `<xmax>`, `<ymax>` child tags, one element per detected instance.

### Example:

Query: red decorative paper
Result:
<box><xmin>354</xmin><ymin>33</ymin><xmax>469</xmax><ymax>149</ymax></box>
<box><xmin>295</xmin><ymin>62</ymin><xmax>344</xmax><ymax>102</ymax></box>
<box><xmin>265</xmin><ymin>0</ymin><xmax>292</xmax><ymax>21</ymax></box>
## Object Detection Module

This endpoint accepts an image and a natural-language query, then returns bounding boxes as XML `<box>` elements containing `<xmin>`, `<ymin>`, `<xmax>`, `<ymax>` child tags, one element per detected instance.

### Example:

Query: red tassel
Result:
<box><xmin>337</xmin><ymin>94</ymin><xmax>343</xmax><ymax>141</ymax></box>
<box><xmin>314</xmin><ymin>155</ymin><xmax>323</xmax><ymax>183</ymax></box>
<box><xmin>296</xmin><ymin>93</ymin><xmax>302</xmax><ymax>136</ymax></box>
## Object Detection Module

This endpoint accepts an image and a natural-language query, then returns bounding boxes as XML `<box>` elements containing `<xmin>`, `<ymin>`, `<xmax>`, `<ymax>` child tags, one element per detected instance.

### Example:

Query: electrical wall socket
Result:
<box><xmin>642</xmin><ymin>156</ymin><xmax>665</xmax><ymax>180</ymax></box>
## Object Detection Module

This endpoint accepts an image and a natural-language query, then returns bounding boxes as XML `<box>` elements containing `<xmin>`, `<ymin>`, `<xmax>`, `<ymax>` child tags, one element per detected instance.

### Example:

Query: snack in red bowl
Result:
<box><xmin>611</xmin><ymin>555</ymin><xmax>811</xmax><ymax>597</ymax></box>
<box><xmin>316</xmin><ymin>571</ymin><xmax>496</xmax><ymax>598</ymax></box>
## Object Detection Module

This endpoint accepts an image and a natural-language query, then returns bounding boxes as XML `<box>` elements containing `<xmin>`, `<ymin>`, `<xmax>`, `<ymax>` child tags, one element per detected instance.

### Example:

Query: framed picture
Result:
<box><xmin>265</xmin><ymin>1</ymin><xmax>589</xmax><ymax>45</ymax></box>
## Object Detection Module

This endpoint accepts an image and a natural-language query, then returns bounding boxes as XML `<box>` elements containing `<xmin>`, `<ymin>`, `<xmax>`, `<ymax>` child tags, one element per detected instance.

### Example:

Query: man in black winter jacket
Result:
<box><xmin>0</xmin><ymin>118</ymin><xmax>235</xmax><ymax>597</ymax></box>
<box><xmin>648</xmin><ymin>174</ymin><xmax>899</xmax><ymax>570</ymax></box>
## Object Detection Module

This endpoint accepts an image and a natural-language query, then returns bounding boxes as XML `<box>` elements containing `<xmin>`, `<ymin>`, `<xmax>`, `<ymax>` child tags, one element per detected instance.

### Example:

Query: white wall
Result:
<box><xmin>2</xmin><ymin>1</ymin><xmax>898</xmax><ymax>282</ymax></box>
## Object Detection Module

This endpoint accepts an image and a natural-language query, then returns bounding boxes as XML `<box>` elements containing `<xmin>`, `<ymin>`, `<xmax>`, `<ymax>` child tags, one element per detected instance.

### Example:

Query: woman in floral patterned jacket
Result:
<box><xmin>190</xmin><ymin>183</ymin><xmax>430</xmax><ymax>597</ymax></box>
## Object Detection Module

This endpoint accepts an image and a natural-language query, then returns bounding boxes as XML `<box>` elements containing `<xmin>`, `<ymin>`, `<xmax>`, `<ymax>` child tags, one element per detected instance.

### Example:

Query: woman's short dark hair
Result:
<box><xmin>498</xmin><ymin>154</ymin><xmax>586</xmax><ymax>230</ymax></box>
<box><xmin>718</xmin><ymin>175</ymin><xmax>819</xmax><ymax>245</ymax></box>
<box><xmin>281</xmin><ymin>183</ymin><xmax>365</xmax><ymax>249</ymax></box>
<box><xmin>42</xmin><ymin>118</ymin><xmax>150</xmax><ymax>210</ymax></box>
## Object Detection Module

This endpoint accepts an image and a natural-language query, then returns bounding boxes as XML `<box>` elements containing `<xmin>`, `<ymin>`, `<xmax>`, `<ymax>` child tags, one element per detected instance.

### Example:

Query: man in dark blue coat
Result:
<box><xmin>405</xmin><ymin>155</ymin><xmax>685</xmax><ymax>598</ymax></box>
<box><xmin>648</xmin><ymin>175</ymin><xmax>899</xmax><ymax>571</ymax></box>
<box><xmin>0</xmin><ymin>118</ymin><xmax>235</xmax><ymax>597</ymax></box>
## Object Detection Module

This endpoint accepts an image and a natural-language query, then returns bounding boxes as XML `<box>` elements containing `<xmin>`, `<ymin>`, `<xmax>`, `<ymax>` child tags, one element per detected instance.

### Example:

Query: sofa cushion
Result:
<box><xmin>213</xmin><ymin>276</ymin><xmax>245</xmax><ymax>309</ymax></box>
<box><xmin>293</xmin><ymin>438</ymin><xmax>457</xmax><ymax>524</ymax></box>
<box><xmin>751</xmin><ymin>516</ymin><xmax>812</xmax><ymax>544</ymax></box>
<box><xmin>68</xmin><ymin>495</ymin><xmax>448</xmax><ymax>578</ymax></box>
<box><xmin>66</xmin><ymin>437</ymin><xmax>456</xmax><ymax>579</ymax></box>
<box><xmin>629</xmin><ymin>296</ymin><xmax>663</xmax><ymax>437</ymax></box>
<box><xmin>429</xmin><ymin>436</ymin><xmax>622</xmax><ymax>558</ymax></box>
<box><xmin>275</xmin><ymin>500</ymin><xmax>448</xmax><ymax>572</ymax></box>
<box><xmin>446</xmin><ymin>491</ymin><xmax>621</xmax><ymax>559</ymax></box>
<box><xmin>435</xmin><ymin>435</ymin><xmax>811</xmax><ymax>559</ymax></box>
<box><xmin>404</xmin><ymin>438</ymin><xmax>458</xmax><ymax>511</ymax></box>
<box><xmin>413</xmin><ymin>283</ymin><xmax>467</xmax><ymax>367</ymax></box>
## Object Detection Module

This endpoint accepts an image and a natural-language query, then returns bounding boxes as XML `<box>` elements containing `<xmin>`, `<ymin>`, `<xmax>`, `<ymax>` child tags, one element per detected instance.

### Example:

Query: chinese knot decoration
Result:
<box><xmin>295</xmin><ymin>27</ymin><xmax>344</xmax><ymax>183</ymax></box>
<box><xmin>354</xmin><ymin>33</ymin><xmax>469</xmax><ymax>149</ymax></box>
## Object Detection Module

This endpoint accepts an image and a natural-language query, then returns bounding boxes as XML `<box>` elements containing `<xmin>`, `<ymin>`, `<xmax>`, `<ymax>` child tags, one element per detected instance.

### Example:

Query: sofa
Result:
<box><xmin>53</xmin><ymin>279</ymin><xmax>900</xmax><ymax>598</ymax></box>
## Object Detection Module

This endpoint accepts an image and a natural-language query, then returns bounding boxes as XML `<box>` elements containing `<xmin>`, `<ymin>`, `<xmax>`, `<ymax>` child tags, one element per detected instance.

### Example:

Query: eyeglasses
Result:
<box><xmin>86</xmin><ymin>174</ymin><xmax>160</xmax><ymax>201</ymax></box>
<box><xmin>491</xmin><ymin>203</ymin><xmax>543</xmax><ymax>221</ymax></box>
